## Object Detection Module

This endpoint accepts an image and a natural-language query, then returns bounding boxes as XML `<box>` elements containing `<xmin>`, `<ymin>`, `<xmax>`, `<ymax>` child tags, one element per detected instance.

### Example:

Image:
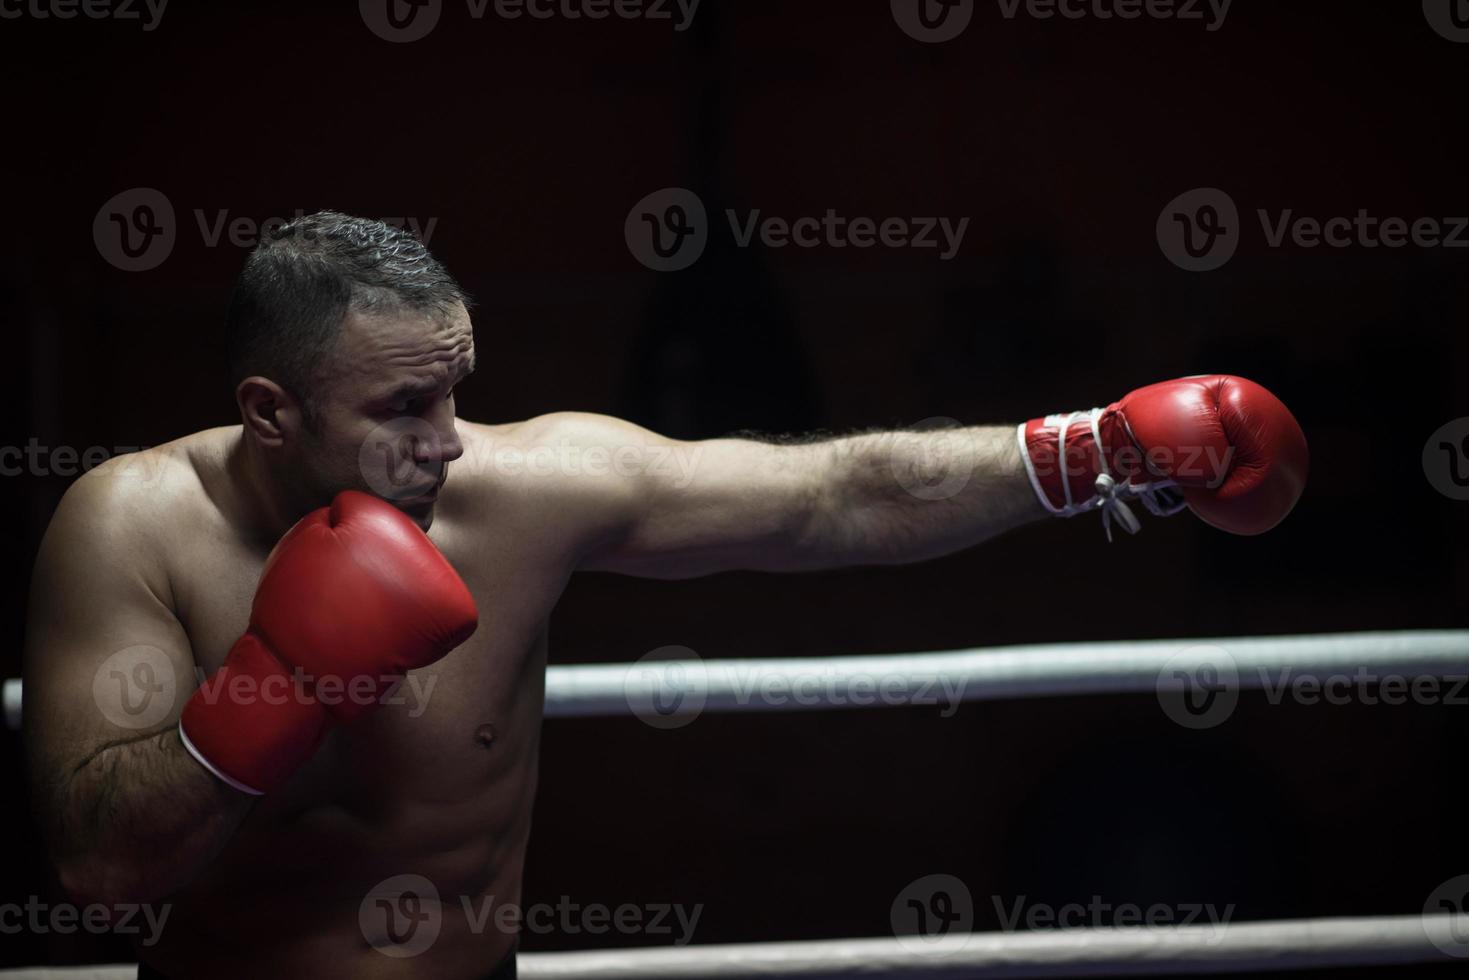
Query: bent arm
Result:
<box><xmin>501</xmin><ymin>414</ymin><xmax>1045</xmax><ymax>579</ymax></box>
<box><xmin>23</xmin><ymin>470</ymin><xmax>251</xmax><ymax>905</ymax></box>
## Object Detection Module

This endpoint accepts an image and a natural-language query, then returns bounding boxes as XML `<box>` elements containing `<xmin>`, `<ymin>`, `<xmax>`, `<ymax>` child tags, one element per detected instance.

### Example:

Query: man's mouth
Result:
<box><xmin>396</xmin><ymin>469</ymin><xmax>447</xmax><ymax>504</ymax></box>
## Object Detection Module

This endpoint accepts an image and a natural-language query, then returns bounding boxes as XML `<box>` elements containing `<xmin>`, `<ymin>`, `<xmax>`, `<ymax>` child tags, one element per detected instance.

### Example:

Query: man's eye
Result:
<box><xmin>389</xmin><ymin>389</ymin><xmax>451</xmax><ymax>415</ymax></box>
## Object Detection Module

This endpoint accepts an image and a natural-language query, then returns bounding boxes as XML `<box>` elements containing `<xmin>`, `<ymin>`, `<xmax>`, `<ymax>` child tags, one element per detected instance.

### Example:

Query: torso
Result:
<box><xmin>138</xmin><ymin>423</ymin><xmax>574</xmax><ymax>979</ymax></box>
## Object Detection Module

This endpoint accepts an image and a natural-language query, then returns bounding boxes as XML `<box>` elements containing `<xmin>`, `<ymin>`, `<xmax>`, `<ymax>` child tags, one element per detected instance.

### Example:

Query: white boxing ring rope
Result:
<box><xmin>2</xmin><ymin>629</ymin><xmax>1467</xmax><ymax>978</ymax></box>
<box><xmin>5</xmin><ymin>630</ymin><xmax>1469</xmax><ymax>728</ymax></box>
<box><xmin>543</xmin><ymin>629</ymin><xmax>1469</xmax><ymax>718</ymax></box>
<box><xmin>515</xmin><ymin>916</ymin><xmax>1468</xmax><ymax>978</ymax></box>
<box><xmin>0</xmin><ymin>915</ymin><xmax>1464</xmax><ymax>980</ymax></box>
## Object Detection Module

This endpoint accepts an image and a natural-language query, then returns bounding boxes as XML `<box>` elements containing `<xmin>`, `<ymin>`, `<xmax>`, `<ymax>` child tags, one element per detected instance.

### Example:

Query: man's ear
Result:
<box><xmin>237</xmin><ymin>377</ymin><xmax>305</xmax><ymax>448</ymax></box>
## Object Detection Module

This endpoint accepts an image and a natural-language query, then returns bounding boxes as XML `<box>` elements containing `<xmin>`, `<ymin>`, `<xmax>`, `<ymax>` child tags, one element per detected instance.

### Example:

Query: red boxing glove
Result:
<box><xmin>179</xmin><ymin>491</ymin><xmax>478</xmax><ymax>795</ymax></box>
<box><xmin>1019</xmin><ymin>375</ymin><xmax>1309</xmax><ymax>538</ymax></box>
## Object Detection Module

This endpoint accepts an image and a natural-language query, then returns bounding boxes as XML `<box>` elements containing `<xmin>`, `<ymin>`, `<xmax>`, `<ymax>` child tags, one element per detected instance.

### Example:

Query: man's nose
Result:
<box><xmin>437</xmin><ymin>421</ymin><xmax>465</xmax><ymax>464</ymax></box>
<box><xmin>416</xmin><ymin>403</ymin><xmax>464</xmax><ymax>464</ymax></box>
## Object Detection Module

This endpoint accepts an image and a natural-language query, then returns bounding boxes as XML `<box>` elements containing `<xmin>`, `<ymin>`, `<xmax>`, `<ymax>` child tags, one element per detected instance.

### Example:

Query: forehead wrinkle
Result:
<box><xmin>378</xmin><ymin>332</ymin><xmax>473</xmax><ymax>368</ymax></box>
<box><xmin>335</xmin><ymin>311</ymin><xmax>474</xmax><ymax>385</ymax></box>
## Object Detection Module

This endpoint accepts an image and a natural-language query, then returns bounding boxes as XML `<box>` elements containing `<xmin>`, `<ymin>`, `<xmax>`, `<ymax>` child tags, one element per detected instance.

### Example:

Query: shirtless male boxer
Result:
<box><xmin>22</xmin><ymin>212</ymin><xmax>1308</xmax><ymax>979</ymax></box>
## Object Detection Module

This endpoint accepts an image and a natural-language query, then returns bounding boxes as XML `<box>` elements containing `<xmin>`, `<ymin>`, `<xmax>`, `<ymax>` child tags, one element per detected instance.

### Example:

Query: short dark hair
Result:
<box><xmin>225</xmin><ymin>211</ymin><xmax>468</xmax><ymax>423</ymax></box>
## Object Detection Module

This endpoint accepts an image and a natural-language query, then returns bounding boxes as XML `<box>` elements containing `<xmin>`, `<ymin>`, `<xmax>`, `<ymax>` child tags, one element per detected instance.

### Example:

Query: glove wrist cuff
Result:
<box><xmin>1019</xmin><ymin>409</ymin><xmax>1187</xmax><ymax>541</ymax></box>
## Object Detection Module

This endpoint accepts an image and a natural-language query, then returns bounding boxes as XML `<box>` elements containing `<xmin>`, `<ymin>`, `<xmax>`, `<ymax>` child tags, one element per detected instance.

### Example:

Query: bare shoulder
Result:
<box><xmin>25</xmin><ymin>434</ymin><xmax>224</xmax><ymax>751</ymax></box>
<box><xmin>457</xmin><ymin>412</ymin><xmax>686</xmax><ymax>490</ymax></box>
<box><xmin>53</xmin><ymin>428</ymin><xmax>228</xmax><ymax>529</ymax></box>
<box><xmin>459</xmin><ymin>412</ymin><xmax>664</xmax><ymax>452</ymax></box>
<box><xmin>445</xmin><ymin>414</ymin><xmax>663</xmax><ymax>559</ymax></box>
<box><xmin>38</xmin><ymin>429</ymin><xmax>235</xmax><ymax>598</ymax></box>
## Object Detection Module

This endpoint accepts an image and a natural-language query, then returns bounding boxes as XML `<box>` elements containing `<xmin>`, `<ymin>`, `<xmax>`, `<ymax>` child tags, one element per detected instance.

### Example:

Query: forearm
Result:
<box><xmin>803</xmin><ymin>425</ymin><xmax>1045</xmax><ymax>566</ymax></box>
<box><xmin>560</xmin><ymin>412</ymin><xmax>1048</xmax><ymax>577</ymax></box>
<box><xmin>44</xmin><ymin>728</ymin><xmax>252</xmax><ymax>905</ymax></box>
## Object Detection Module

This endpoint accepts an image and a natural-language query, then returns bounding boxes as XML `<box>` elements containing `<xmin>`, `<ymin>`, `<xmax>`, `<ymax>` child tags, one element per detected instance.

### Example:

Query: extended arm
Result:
<box><xmin>510</xmin><ymin>376</ymin><xmax>1307</xmax><ymax>579</ymax></box>
<box><xmin>496</xmin><ymin>414</ymin><xmax>1045</xmax><ymax>579</ymax></box>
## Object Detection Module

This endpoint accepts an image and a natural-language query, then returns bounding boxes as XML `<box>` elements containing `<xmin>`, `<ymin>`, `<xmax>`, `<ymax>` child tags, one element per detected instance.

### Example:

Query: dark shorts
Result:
<box><xmin>138</xmin><ymin>945</ymin><xmax>517</xmax><ymax>980</ymax></box>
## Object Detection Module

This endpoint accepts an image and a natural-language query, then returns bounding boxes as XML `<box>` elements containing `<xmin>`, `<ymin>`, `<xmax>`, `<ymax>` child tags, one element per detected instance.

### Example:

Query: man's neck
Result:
<box><xmin>223</xmin><ymin>429</ymin><xmax>313</xmax><ymax>547</ymax></box>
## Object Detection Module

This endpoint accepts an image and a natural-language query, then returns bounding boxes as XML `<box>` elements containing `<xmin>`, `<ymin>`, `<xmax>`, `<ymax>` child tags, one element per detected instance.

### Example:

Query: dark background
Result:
<box><xmin>1</xmin><ymin>1</ymin><xmax>1466</xmax><ymax>977</ymax></box>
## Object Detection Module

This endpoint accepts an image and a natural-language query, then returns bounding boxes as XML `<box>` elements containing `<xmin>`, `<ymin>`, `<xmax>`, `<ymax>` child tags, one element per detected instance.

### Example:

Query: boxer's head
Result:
<box><xmin>226</xmin><ymin>211</ymin><xmax>473</xmax><ymax>529</ymax></box>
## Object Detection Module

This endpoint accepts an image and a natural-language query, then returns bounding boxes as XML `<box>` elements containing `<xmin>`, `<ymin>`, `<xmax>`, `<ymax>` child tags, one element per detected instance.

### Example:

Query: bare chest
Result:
<box><xmin>167</xmin><ymin>516</ymin><xmax>566</xmax><ymax>810</ymax></box>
